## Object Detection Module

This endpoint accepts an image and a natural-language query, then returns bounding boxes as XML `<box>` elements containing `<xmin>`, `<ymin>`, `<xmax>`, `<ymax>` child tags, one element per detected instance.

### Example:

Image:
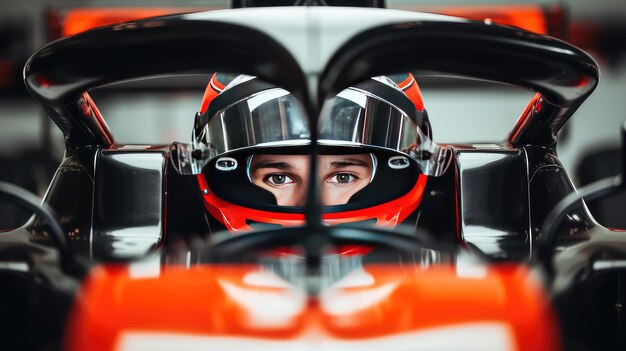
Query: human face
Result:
<box><xmin>249</xmin><ymin>154</ymin><xmax>374</xmax><ymax>207</ymax></box>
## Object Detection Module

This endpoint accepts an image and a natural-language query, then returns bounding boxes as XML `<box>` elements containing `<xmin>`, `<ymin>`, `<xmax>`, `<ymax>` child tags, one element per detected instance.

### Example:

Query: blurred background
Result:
<box><xmin>1</xmin><ymin>0</ymin><xmax>625</xmax><ymax>229</ymax></box>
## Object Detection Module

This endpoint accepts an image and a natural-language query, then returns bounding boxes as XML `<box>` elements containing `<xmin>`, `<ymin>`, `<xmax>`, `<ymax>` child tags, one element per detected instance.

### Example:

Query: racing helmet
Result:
<box><xmin>171</xmin><ymin>73</ymin><xmax>450</xmax><ymax>233</ymax></box>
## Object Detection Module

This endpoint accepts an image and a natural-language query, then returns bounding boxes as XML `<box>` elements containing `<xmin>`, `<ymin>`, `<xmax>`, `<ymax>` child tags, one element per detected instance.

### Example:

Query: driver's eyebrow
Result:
<box><xmin>329</xmin><ymin>158</ymin><xmax>370</xmax><ymax>168</ymax></box>
<box><xmin>251</xmin><ymin>161</ymin><xmax>295</xmax><ymax>170</ymax></box>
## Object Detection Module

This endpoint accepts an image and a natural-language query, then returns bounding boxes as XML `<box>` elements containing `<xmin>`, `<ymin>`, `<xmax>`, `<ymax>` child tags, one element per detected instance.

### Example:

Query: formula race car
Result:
<box><xmin>0</xmin><ymin>2</ymin><xmax>624</xmax><ymax>351</ymax></box>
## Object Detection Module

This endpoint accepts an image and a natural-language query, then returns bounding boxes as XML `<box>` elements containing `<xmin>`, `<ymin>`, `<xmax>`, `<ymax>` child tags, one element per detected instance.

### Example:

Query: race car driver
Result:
<box><xmin>171</xmin><ymin>72</ymin><xmax>451</xmax><ymax>233</ymax></box>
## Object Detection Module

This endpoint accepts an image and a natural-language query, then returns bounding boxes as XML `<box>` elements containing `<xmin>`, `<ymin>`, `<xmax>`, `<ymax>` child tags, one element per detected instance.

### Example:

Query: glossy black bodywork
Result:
<box><xmin>5</xmin><ymin>151</ymin><xmax>582</xmax><ymax>270</ymax></box>
<box><xmin>23</xmin><ymin>148</ymin><xmax>168</xmax><ymax>261</ymax></box>
<box><xmin>92</xmin><ymin>150</ymin><xmax>166</xmax><ymax>260</ymax></box>
<box><xmin>456</xmin><ymin>149</ymin><xmax>530</xmax><ymax>259</ymax></box>
<box><xmin>0</xmin><ymin>5</ymin><xmax>621</xmax><ymax>351</ymax></box>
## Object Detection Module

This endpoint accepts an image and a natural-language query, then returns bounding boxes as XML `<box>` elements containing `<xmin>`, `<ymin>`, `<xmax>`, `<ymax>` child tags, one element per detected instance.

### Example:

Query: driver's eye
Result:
<box><xmin>265</xmin><ymin>174</ymin><xmax>294</xmax><ymax>186</ymax></box>
<box><xmin>328</xmin><ymin>173</ymin><xmax>356</xmax><ymax>184</ymax></box>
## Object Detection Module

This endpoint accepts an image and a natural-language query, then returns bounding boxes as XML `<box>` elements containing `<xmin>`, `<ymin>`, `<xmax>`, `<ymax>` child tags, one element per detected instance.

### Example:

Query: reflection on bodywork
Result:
<box><xmin>457</xmin><ymin>151</ymin><xmax>530</xmax><ymax>259</ymax></box>
<box><xmin>93</xmin><ymin>151</ymin><xmax>165</xmax><ymax>260</ymax></box>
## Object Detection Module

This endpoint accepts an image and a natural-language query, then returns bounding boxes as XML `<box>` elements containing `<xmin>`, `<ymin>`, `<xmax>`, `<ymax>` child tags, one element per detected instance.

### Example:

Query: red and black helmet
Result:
<box><xmin>175</xmin><ymin>73</ymin><xmax>450</xmax><ymax>233</ymax></box>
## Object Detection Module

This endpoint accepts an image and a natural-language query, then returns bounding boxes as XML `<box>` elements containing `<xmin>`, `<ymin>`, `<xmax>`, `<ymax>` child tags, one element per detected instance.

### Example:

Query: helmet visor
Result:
<box><xmin>197</xmin><ymin>87</ymin><xmax>310</xmax><ymax>155</ymax></box>
<box><xmin>319</xmin><ymin>83</ymin><xmax>450</xmax><ymax>177</ymax></box>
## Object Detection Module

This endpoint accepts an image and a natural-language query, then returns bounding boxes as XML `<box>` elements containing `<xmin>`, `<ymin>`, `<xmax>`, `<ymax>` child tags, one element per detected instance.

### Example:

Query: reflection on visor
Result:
<box><xmin>187</xmin><ymin>77</ymin><xmax>450</xmax><ymax>177</ymax></box>
<box><xmin>198</xmin><ymin>88</ymin><xmax>310</xmax><ymax>154</ymax></box>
